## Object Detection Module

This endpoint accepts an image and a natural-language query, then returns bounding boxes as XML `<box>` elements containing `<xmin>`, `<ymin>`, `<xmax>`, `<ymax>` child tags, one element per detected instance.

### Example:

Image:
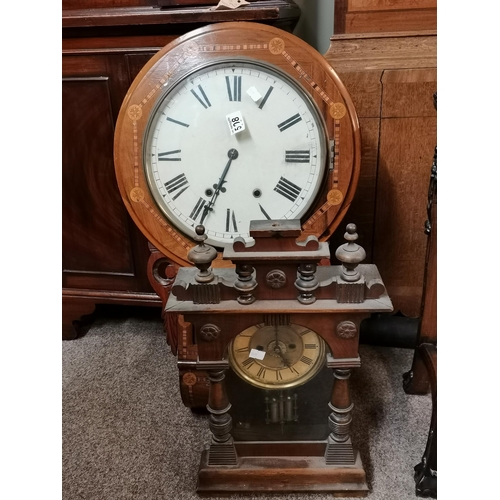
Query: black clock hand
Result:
<box><xmin>200</xmin><ymin>148</ymin><xmax>239</xmax><ymax>224</ymax></box>
<box><xmin>273</xmin><ymin>325</ymin><xmax>290</xmax><ymax>368</ymax></box>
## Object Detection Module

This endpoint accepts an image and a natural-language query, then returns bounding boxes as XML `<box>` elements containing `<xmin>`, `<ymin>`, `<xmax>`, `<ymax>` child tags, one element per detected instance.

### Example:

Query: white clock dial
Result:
<box><xmin>144</xmin><ymin>59</ymin><xmax>327</xmax><ymax>248</ymax></box>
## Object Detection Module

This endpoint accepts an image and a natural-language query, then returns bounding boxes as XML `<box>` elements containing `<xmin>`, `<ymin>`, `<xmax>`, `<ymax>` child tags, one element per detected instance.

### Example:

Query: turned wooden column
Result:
<box><xmin>325</xmin><ymin>368</ymin><xmax>356</xmax><ymax>465</ymax></box>
<box><xmin>295</xmin><ymin>262</ymin><xmax>319</xmax><ymax>304</ymax></box>
<box><xmin>206</xmin><ymin>369</ymin><xmax>237</xmax><ymax>465</ymax></box>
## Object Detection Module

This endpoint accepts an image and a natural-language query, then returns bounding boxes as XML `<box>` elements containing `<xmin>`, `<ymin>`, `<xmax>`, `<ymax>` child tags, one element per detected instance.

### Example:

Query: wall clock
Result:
<box><xmin>114</xmin><ymin>21</ymin><xmax>360</xmax><ymax>268</ymax></box>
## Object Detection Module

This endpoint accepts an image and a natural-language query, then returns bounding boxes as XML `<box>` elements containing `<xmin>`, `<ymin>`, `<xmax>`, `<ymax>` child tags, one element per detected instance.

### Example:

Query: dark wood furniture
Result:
<box><xmin>411</xmin><ymin>343</ymin><xmax>437</xmax><ymax>498</ymax></box>
<box><xmin>62</xmin><ymin>0</ymin><xmax>300</xmax><ymax>340</ymax></box>
<box><xmin>403</xmin><ymin>143</ymin><xmax>437</xmax><ymax>394</ymax></box>
<box><xmin>324</xmin><ymin>31</ymin><xmax>437</xmax><ymax>318</ymax></box>
<box><xmin>334</xmin><ymin>0</ymin><xmax>437</xmax><ymax>35</ymax></box>
<box><xmin>157</xmin><ymin>0</ymin><xmax>262</xmax><ymax>6</ymax></box>
<box><xmin>403</xmin><ymin>125</ymin><xmax>437</xmax><ymax>497</ymax></box>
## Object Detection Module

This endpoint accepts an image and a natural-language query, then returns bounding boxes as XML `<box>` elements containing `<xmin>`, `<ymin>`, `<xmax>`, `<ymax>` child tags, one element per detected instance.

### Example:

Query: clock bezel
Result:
<box><xmin>114</xmin><ymin>22</ymin><xmax>361</xmax><ymax>268</ymax></box>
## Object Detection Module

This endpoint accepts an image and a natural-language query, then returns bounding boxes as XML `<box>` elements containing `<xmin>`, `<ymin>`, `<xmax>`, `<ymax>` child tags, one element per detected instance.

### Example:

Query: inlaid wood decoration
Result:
<box><xmin>114</xmin><ymin>22</ymin><xmax>361</xmax><ymax>268</ymax></box>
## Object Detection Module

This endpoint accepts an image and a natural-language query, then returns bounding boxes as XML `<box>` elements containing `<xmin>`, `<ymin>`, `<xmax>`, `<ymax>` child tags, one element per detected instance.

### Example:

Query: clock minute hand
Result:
<box><xmin>200</xmin><ymin>148</ymin><xmax>239</xmax><ymax>224</ymax></box>
<box><xmin>273</xmin><ymin>326</ymin><xmax>290</xmax><ymax>368</ymax></box>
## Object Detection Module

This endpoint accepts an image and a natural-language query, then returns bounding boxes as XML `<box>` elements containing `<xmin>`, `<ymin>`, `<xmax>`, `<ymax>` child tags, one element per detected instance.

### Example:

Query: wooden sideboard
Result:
<box><xmin>325</xmin><ymin>31</ymin><xmax>437</xmax><ymax>317</ymax></box>
<box><xmin>334</xmin><ymin>0</ymin><xmax>437</xmax><ymax>35</ymax></box>
<box><xmin>62</xmin><ymin>0</ymin><xmax>300</xmax><ymax>339</ymax></box>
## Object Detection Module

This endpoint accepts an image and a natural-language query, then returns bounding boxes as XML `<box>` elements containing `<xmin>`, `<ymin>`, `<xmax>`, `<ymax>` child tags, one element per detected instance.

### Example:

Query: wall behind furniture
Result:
<box><xmin>293</xmin><ymin>0</ymin><xmax>334</xmax><ymax>54</ymax></box>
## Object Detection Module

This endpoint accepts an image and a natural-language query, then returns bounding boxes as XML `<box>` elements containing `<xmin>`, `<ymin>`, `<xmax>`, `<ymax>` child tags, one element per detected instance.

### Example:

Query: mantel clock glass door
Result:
<box><xmin>114</xmin><ymin>22</ymin><xmax>361</xmax><ymax>267</ymax></box>
<box><xmin>227</xmin><ymin>322</ymin><xmax>331</xmax><ymax>442</ymax></box>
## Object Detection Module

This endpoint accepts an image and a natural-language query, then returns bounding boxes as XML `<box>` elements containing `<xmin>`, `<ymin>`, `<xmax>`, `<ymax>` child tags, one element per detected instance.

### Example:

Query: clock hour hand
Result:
<box><xmin>273</xmin><ymin>326</ymin><xmax>290</xmax><ymax>368</ymax></box>
<box><xmin>200</xmin><ymin>148</ymin><xmax>239</xmax><ymax>224</ymax></box>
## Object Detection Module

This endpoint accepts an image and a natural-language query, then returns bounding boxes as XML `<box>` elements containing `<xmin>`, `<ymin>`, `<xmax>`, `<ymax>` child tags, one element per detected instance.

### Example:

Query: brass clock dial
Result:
<box><xmin>228</xmin><ymin>323</ymin><xmax>326</xmax><ymax>390</ymax></box>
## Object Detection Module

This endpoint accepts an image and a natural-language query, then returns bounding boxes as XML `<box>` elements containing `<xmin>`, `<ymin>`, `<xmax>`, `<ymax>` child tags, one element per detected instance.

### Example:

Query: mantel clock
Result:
<box><xmin>166</xmin><ymin>220</ymin><xmax>392</xmax><ymax>494</ymax></box>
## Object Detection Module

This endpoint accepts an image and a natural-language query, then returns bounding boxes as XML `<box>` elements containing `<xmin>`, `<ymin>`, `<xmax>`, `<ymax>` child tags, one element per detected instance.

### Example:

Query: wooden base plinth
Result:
<box><xmin>197</xmin><ymin>446</ymin><xmax>368</xmax><ymax>495</ymax></box>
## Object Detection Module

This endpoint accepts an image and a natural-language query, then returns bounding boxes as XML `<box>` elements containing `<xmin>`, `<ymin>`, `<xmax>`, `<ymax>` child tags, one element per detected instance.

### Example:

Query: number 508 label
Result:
<box><xmin>226</xmin><ymin>110</ymin><xmax>246</xmax><ymax>135</ymax></box>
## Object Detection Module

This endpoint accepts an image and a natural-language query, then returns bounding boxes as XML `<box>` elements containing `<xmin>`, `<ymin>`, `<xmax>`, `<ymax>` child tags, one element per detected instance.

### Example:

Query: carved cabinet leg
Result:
<box><xmin>413</xmin><ymin>344</ymin><xmax>437</xmax><ymax>498</ymax></box>
<box><xmin>325</xmin><ymin>368</ymin><xmax>356</xmax><ymax>465</ymax></box>
<box><xmin>62</xmin><ymin>297</ymin><xmax>97</xmax><ymax>340</ymax></box>
<box><xmin>403</xmin><ymin>349</ymin><xmax>431</xmax><ymax>394</ymax></box>
<box><xmin>206</xmin><ymin>369</ymin><xmax>237</xmax><ymax>466</ymax></box>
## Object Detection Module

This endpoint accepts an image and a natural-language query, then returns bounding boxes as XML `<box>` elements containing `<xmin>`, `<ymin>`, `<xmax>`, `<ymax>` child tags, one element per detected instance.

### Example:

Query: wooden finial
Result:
<box><xmin>187</xmin><ymin>225</ymin><xmax>218</xmax><ymax>283</ymax></box>
<box><xmin>335</xmin><ymin>224</ymin><xmax>366</xmax><ymax>282</ymax></box>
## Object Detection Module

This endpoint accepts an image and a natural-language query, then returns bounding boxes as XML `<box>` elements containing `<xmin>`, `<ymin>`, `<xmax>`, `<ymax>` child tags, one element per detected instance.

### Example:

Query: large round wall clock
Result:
<box><xmin>114</xmin><ymin>22</ymin><xmax>360</xmax><ymax>267</ymax></box>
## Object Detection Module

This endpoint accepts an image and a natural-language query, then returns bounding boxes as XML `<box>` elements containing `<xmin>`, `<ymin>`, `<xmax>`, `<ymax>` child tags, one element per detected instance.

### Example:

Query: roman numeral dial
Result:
<box><xmin>226</xmin><ymin>75</ymin><xmax>242</xmax><ymax>101</ymax></box>
<box><xmin>164</xmin><ymin>173</ymin><xmax>189</xmax><ymax>200</ymax></box>
<box><xmin>191</xmin><ymin>85</ymin><xmax>211</xmax><ymax>108</ymax></box>
<box><xmin>226</xmin><ymin>209</ymin><xmax>238</xmax><ymax>232</ymax></box>
<box><xmin>144</xmin><ymin>60</ymin><xmax>327</xmax><ymax>249</ymax></box>
<box><xmin>285</xmin><ymin>150</ymin><xmax>310</xmax><ymax>163</ymax></box>
<box><xmin>158</xmin><ymin>150</ymin><xmax>181</xmax><ymax>162</ymax></box>
<box><xmin>190</xmin><ymin>197</ymin><xmax>206</xmax><ymax>221</ymax></box>
<box><xmin>274</xmin><ymin>177</ymin><xmax>302</xmax><ymax>202</ymax></box>
<box><xmin>258</xmin><ymin>86</ymin><xmax>274</xmax><ymax>109</ymax></box>
<box><xmin>228</xmin><ymin>324</ymin><xmax>326</xmax><ymax>390</ymax></box>
<box><xmin>278</xmin><ymin>113</ymin><xmax>302</xmax><ymax>132</ymax></box>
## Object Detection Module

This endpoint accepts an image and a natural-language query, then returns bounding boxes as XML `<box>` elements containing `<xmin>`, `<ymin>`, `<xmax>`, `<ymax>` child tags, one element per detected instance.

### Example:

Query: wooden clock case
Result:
<box><xmin>165</xmin><ymin>219</ymin><xmax>392</xmax><ymax>493</ymax></box>
<box><xmin>113</xmin><ymin>22</ymin><xmax>363</xmax><ymax>408</ymax></box>
<box><xmin>113</xmin><ymin>22</ymin><xmax>361</xmax><ymax>268</ymax></box>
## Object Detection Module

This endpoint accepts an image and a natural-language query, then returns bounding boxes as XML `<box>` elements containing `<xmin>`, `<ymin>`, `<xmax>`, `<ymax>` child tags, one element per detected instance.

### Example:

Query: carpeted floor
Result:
<box><xmin>62</xmin><ymin>310</ymin><xmax>432</xmax><ymax>500</ymax></box>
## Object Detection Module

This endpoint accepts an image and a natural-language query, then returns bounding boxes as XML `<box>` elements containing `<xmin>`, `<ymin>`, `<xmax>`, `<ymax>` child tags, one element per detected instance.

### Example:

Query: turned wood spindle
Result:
<box><xmin>234</xmin><ymin>263</ymin><xmax>257</xmax><ymax>305</ymax></box>
<box><xmin>295</xmin><ymin>262</ymin><xmax>319</xmax><ymax>304</ymax></box>
<box><xmin>187</xmin><ymin>225</ymin><xmax>217</xmax><ymax>283</ymax></box>
<box><xmin>206</xmin><ymin>369</ymin><xmax>238</xmax><ymax>466</ymax></box>
<box><xmin>207</xmin><ymin>369</ymin><xmax>233</xmax><ymax>444</ymax></box>
<box><xmin>327</xmin><ymin>368</ymin><xmax>354</xmax><ymax>443</ymax></box>
<box><xmin>335</xmin><ymin>223</ymin><xmax>366</xmax><ymax>283</ymax></box>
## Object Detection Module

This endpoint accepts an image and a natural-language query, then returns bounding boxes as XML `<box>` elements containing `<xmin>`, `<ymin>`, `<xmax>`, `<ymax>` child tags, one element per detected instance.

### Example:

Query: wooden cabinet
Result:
<box><xmin>325</xmin><ymin>31</ymin><xmax>437</xmax><ymax>317</ymax></box>
<box><xmin>334</xmin><ymin>0</ymin><xmax>437</xmax><ymax>34</ymax></box>
<box><xmin>62</xmin><ymin>0</ymin><xmax>300</xmax><ymax>339</ymax></box>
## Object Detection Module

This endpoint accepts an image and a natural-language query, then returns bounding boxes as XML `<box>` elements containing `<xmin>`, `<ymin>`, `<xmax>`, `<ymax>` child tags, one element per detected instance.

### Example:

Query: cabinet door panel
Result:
<box><xmin>62</xmin><ymin>76</ymin><xmax>134</xmax><ymax>276</ymax></box>
<box><xmin>62</xmin><ymin>52</ymin><xmax>159</xmax><ymax>293</ymax></box>
<box><xmin>373</xmin><ymin>115</ymin><xmax>436</xmax><ymax>316</ymax></box>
